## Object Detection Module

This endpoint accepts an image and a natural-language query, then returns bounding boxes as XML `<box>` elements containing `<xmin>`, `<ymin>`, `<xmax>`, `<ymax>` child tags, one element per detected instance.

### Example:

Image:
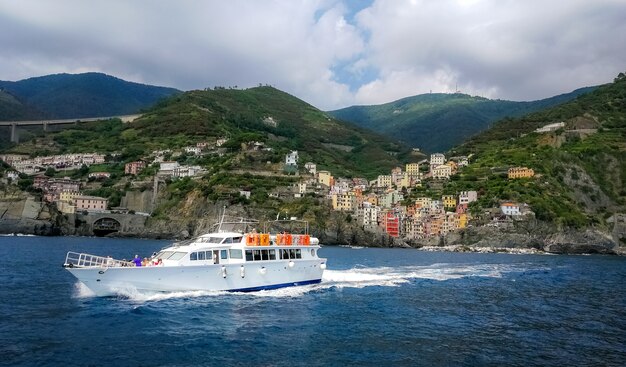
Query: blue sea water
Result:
<box><xmin>1</xmin><ymin>236</ymin><xmax>625</xmax><ymax>367</ymax></box>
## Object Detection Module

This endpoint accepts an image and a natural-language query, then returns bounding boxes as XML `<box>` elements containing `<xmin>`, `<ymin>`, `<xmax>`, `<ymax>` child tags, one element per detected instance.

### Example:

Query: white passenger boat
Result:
<box><xmin>63</xmin><ymin>217</ymin><xmax>327</xmax><ymax>297</ymax></box>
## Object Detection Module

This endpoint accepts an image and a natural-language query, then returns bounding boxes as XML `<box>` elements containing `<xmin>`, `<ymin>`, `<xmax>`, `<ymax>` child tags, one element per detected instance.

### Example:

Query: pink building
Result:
<box><xmin>75</xmin><ymin>196</ymin><xmax>108</xmax><ymax>212</ymax></box>
<box><xmin>125</xmin><ymin>161</ymin><xmax>145</xmax><ymax>175</ymax></box>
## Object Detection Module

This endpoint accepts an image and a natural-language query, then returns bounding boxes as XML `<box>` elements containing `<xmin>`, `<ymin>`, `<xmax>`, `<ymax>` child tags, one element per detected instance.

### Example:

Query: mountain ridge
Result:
<box><xmin>329</xmin><ymin>87</ymin><xmax>596</xmax><ymax>153</ymax></box>
<box><xmin>0</xmin><ymin>72</ymin><xmax>180</xmax><ymax>120</ymax></box>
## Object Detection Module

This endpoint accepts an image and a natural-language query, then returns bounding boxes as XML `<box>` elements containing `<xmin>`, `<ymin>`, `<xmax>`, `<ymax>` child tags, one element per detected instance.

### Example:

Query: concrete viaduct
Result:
<box><xmin>0</xmin><ymin>114</ymin><xmax>141</xmax><ymax>143</ymax></box>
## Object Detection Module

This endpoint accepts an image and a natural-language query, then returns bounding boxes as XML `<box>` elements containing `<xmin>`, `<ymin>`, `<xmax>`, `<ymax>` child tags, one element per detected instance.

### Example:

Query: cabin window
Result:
<box><xmin>168</xmin><ymin>252</ymin><xmax>187</xmax><ymax>261</ymax></box>
<box><xmin>310</xmin><ymin>249</ymin><xmax>315</xmax><ymax>257</ymax></box>
<box><xmin>223</xmin><ymin>237</ymin><xmax>233</xmax><ymax>244</ymax></box>
<box><xmin>295</xmin><ymin>249</ymin><xmax>302</xmax><ymax>259</ymax></box>
<box><xmin>220</xmin><ymin>250</ymin><xmax>228</xmax><ymax>259</ymax></box>
<box><xmin>198</xmin><ymin>251</ymin><xmax>206</xmax><ymax>261</ymax></box>
<box><xmin>289</xmin><ymin>249</ymin><xmax>296</xmax><ymax>259</ymax></box>
<box><xmin>208</xmin><ymin>237</ymin><xmax>222</xmax><ymax>244</ymax></box>
<box><xmin>280</xmin><ymin>249</ymin><xmax>289</xmax><ymax>260</ymax></box>
<box><xmin>245</xmin><ymin>249</ymin><xmax>278</xmax><ymax>261</ymax></box>
<box><xmin>160</xmin><ymin>251</ymin><xmax>175</xmax><ymax>259</ymax></box>
<box><xmin>232</xmin><ymin>236</ymin><xmax>242</xmax><ymax>243</ymax></box>
<box><xmin>190</xmin><ymin>252</ymin><xmax>198</xmax><ymax>261</ymax></box>
<box><xmin>229</xmin><ymin>249</ymin><xmax>243</xmax><ymax>259</ymax></box>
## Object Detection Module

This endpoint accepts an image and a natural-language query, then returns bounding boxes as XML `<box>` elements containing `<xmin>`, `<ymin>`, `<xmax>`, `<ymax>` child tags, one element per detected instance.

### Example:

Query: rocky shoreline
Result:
<box><xmin>1</xmin><ymin>196</ymin><xmax>624</xmax><ymax>255</ymax></box>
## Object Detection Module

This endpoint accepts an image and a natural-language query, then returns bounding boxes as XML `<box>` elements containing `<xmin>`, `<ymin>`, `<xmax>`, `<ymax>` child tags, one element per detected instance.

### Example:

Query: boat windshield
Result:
<box><xmin>156</xmin><ymin>251</ymin><xmax>188</xmax><ymax>260</ymax></box>
<box><xmin>199</xmin><ymin>237</ymin><xmax>223</xmax><ymax>244</ymax></box>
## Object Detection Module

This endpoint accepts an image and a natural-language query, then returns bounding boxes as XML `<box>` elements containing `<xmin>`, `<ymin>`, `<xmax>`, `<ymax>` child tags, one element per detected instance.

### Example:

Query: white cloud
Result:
<box><xmin>0</xmin><ymin>0</ymin><xmax>624</xmax><ymax>110</ymax></box>
<box><xmin>354</xmin><ymin>0</ymin><xmax>626</xmax><ymax>104</ymax></box>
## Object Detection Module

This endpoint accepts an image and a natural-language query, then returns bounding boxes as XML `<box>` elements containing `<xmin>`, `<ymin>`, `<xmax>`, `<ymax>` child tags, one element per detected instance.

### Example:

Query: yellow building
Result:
<box><xmin>59</xmin><ymin>191</ymin><xmax>81</xmax><ymax>204</ymax></box>
<box><xmin>317</xmin><ymin>170</ymin><xmax>333</xmax><ymax>187</ymax></box>
<box><xmin>332</xmin><ymin>192</ymin><xmax>357</xmax><ymax>211</ymax></box>
<box><xmin>458</xmin><ymin>213</ymin><xmax>468</xmax><ymax>229</ymax></box>
<box><xmin>415</xmin><ymin>197</ymin><xmax>432</xmax><ymax>209</ymax></box>
<box><xmin>442</xmin><ymin>195</ymin><xmax>457</xmax><ymax>211</ymax></box>
<box><xmin>508</xmin><ymin>167</ymin><xmax>535</xmax><ymax>179</ymax></box>
<box><xmin>406</xmin><ymin>163</ymin><xmax>420</xmax><ymax>177</ymax></box>
<box><xmin>398</xmin><ymin>172</ymin><xmax>411</xmax><ymax>189</ymax></box>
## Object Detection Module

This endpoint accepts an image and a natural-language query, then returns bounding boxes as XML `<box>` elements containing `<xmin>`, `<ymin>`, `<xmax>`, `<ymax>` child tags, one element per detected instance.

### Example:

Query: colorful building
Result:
<box><xmin>508</xmin><ymin>167</ymin><xmax>534</xmax><ymax>179</ymax></box>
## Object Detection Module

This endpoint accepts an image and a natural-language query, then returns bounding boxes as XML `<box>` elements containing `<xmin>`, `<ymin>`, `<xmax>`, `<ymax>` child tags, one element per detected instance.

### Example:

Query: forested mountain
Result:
<box><xmin>448</xmin><ymin>73</ymin><xmax>626</xmax><ymax>229</ymax></box>
<box><xmin>0</xmin><ymin>72</ymin><xmax>180</xmax><ymax>119</ymax></box>
<box><xmin>3</xmin><ymin>86</ymin><xmax>411</xmax><ymax>179</ymax></box>
<box><xmin>0</xmin><ymin>89</ymin><xmax>44</xmax><ymax>121</ymax></box>
<box><xmin>329</xmin><ymin>87</ymin><xmax>595</xmax><ymax>153</ymax></box>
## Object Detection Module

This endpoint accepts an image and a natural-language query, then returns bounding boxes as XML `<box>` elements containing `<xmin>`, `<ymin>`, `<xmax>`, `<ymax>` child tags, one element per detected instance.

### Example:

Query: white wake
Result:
<box><xmin>73</xmin><ymin>262</ymin><xmax>545</xmax><ymax>301</ymax></box>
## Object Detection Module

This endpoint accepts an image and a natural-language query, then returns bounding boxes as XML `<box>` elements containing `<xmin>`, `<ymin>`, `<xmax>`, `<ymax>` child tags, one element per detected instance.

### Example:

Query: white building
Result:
<box><xmin>304</xmin><ymin>162</ymin><xmax>317</xmax><ymax>175</ymax></box>
<box><xmin>501</xmin><ymin>202</ymin><xmax>521</xmax><ymax>216</ymax></box>
<box><xmin>377</xmin><ymin>175</ymin><xmax>392</xmax><ymax>188</ymax></box>
<box><xmin>535</xmin><ymin>122</ymin><xmax>565</xmax><ymax>133</ymax></box>
<box><xmin>285</xmin><ymin>151</ymin><xmax>299</xmax><ymax>166</ymax></box>
<box><xmin>430</xmin><ymin>153</ymin><xmax>445</xmax><ymax>167</ymax></box>
<box><xmin>185</xmin><ymin>146</ymin><xmax>201</xmax><ymax>155</ymax></box>
<box><xmin>459</xmin><ymin>191</ymin><xmax>478</xmax><ymax>205</ymax></box>
<box><xmin>358</xmin><ymin>202</ymin><xmax>380</xmax><ymax>228</ymax></box>
<box><xmin>432</xmin><ymin>164</ymin><xmax>452</xmax><ymax>179</ymax></box>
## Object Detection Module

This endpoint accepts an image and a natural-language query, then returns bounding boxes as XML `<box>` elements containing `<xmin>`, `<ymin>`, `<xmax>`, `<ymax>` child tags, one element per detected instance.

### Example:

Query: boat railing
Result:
<box><xmin>63</xmin><ymin>251</ymin><xmax>130</xmax><ymax>268</ymax></box>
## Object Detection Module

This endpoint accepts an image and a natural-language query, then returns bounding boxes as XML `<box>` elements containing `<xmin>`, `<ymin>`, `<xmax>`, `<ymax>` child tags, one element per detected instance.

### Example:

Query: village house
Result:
<box><xmin>184</xmin><ymin>146</ymin><xmax>201</xmax><ymax>155</ymax></box>
<box><xmin>535</xmin><ymin>122</ymin><xmax>565</xmax><ymax>133</ymax></box>
<box><xmin>172</xmin><ymin>165</ymin><xmax>203</xmax><ymax>178</ymax></box>
<box><xmin>88</xmin><ymin>172</ymin><xmax>111</xmax><ymax>179</ymax></box>
<box><xmin>304</xmin><ymin>162</ymin><xmax>317</xmax><ymax>175</ymax></box>
<box><xmin>430</xmin><ymin>153</ymin><xmax>445</xmax><ymax>167</ymax></box>
<box><xmin>405</xmin><ymin>163</ymin><xmax>421</xmax><ymax>178</ymax></box>
<box><xmin>382</xmin><ymin>211</ymin><xmax>401</xmax><ymax>237</ymax></box>
<box><xmin>432</xmin><ymin>164</ymin><xmax>452</xmax><ymax>179</ymax></box>
<box><xmin>500</xmin><ymin>202</ymin><xmax>521</xmax><ymax>216</ymax></box>
<box><xmin>125</xmin><ymin>161</ymin><xmax>146</xmax><ymax>175</ymax></box>
<box><xmin>377</xmin><ymin>175</ymin><xmax>393</xmax><ymax>189</ymax></box>
<box><xmin>75</xmin><ymin>195</ymin><xmax>108</xmax><ymax>212</ymax></box>
<box><xmin>357</xmin><ymin>202</ymin><xmax>380</xmax><ymax>229</ymax></box>
<box><xmin>159</xmin><ymin>161</ymin><xmax>180</xmax><ymax>176</ymax></box>
<box><xmin>317</xmin><ymin>170</ymin><xmax>333</xmax><ymax>187</ymax></box>
<box><xmin>459</xmin><ymin>191</ymin><xmax>478</xmax><ymax>205</ymax></box>
<box><xmin>442</xmin><ymin>195</ymin><xmax>457</xmax><ymax>211</ymax></box>
<box><xmin>508</xmin><ymin>167</ymin><xmax>535</xmax><ymax>179</ymax></box>
<box><xmin>285</xmin><ymin>151</ymin><xmax>298</xmax><ymax>166</ymax></box>
<box><xmin>379</xmin><ymin>190</ymin><xmax>403</xmax><ymax>208</ymax></box>
<box><xmin>332</xmin><ymin>192</ymin><xmax>357</xmax><ymax>211</ymax></box>
<box><xmin>216</xmin><ymin>137</ymin><xmax>228</xmax><ymax>147</ymax></box>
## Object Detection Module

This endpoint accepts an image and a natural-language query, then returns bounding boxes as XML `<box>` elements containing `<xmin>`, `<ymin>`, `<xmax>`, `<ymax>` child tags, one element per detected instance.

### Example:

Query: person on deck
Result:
<box><xmin>133</xmin><ymin>255</ymin><xmax>142</xmax><ymax>267</ymax></box>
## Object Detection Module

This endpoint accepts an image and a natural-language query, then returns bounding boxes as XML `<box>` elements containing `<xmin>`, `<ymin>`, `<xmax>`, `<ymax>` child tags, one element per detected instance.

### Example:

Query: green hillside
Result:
<box><xmin>449</xmin><ymin>73</ymin><xmax>626</xmax><ymax>228</ymax></box>
<box><xmin>0</xmin><ymin>89</ymin><xmax>43</xmax><ymax>120</ymax></box>
<box><xmin>0</xmin><ymin>72</ymin><xmax>180</xmax><ymax>119</ymax></box>
<box><xmin>3</xmin><ymin>86</ymin><xmax>410</xmax><ymax>179</ymax></box>
<box><xmin>329</xmin><ymin>88</ymin><xmax>595</xmax><ymax>153</ymax></box>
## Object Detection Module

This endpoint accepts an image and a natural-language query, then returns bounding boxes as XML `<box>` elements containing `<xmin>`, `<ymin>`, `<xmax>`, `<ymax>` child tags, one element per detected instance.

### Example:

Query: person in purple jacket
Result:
<box><xmin>132</xmin><ymin>255</ymin><xmax>142</xmax><ymax>267</ymax></box>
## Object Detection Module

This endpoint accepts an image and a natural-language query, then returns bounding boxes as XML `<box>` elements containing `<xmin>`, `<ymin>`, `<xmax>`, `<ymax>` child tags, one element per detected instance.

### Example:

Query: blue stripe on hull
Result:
<box><xmin>230</xmin><ymin>279</ymin><xmax>322</xmax><ymax>292</ymax></box>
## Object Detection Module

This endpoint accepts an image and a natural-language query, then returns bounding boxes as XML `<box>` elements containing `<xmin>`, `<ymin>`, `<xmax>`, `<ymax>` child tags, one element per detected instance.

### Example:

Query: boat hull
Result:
<box><xmin>66</xmin><ymin>259</ymin><xmax>324</xmax><ymax>297</ymax></box>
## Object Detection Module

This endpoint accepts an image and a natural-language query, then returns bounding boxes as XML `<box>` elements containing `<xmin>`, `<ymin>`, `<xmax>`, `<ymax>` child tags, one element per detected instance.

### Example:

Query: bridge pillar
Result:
<box><xmin>10</xmin><ymin>123</ymin><xmax>18</xmax><ymax>143</ymax></box>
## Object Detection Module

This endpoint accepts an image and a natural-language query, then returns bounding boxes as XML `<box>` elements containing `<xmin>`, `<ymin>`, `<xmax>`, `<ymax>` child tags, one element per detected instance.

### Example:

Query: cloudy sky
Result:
<box><xmin>1</xmin><ymin>0</ymin><xmax>625</xmax><ymax>110</ymax></box>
